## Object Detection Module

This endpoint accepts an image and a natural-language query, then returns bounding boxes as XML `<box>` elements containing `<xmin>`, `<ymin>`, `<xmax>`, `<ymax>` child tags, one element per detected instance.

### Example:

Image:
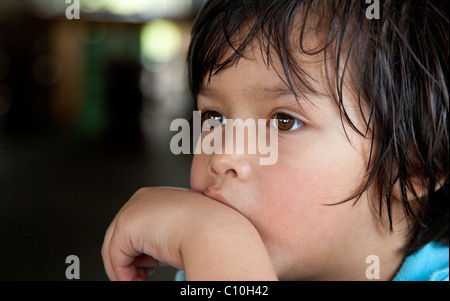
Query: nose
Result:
<box><xmin>208</xmin><ymin>153</ymin><xmax>252</xmax><ymax>182</ymax></box>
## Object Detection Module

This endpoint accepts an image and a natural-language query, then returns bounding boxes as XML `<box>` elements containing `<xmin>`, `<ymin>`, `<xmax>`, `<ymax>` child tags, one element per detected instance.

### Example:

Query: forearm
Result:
<box><xmin>178</xmin><ymin>193</ymin><xmax>278</xmax><ymax>281</ymax></box>
<box><xmin>102</xmin><ymin>187</ymin><xmax>277</xmax><ymax>281</ymax></box>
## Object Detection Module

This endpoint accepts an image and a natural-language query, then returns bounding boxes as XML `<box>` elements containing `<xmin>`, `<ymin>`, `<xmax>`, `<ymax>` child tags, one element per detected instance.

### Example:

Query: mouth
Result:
<box><xmin>202</xmin><ymin>187</ymin><xmax>235</xmax><ymax>210</ymax></box>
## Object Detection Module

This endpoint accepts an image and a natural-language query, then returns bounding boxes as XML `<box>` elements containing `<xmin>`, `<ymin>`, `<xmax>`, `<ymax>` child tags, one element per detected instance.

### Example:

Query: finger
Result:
<box><xmin>134</xmin><ymin>254</ymin><xmax>170</xmax><ymax>267</ymax></box>
<box><xmin>104</xmin><ymin>218</ymin><xmax>155</xmax><ymax>281</ymax></box>
<box><xmin>101</xmin><ymin>218</ymin><xmax>118</xmax><ymax>280</ymax></box>
<box><xmin>133</xmin><ymin>254</ymin><xmax>159</xmax><ymax>268</ymax></box>
<box><xmin>109</xmin><ymin>227</ymin><xmax>146</xmax><ymax>281</ymax></box>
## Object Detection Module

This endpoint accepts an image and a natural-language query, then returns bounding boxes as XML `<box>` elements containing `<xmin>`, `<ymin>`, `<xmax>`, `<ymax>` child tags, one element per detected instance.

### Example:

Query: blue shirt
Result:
<box><xmin>175</xmin><ymin>241</ymin><xmax>449</xmax><ymax>281</ymax></box>
<box><xmin>393</xmin><ymin>241</ymin><xmax>449</xmax><ymax>281</ymax></box>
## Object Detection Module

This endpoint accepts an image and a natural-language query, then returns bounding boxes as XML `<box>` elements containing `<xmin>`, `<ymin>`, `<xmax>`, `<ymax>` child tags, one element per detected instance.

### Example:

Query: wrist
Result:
<box><xmin>179</xmin><ymin>196</ymin><xmax>277</xmax><ymax>280</ymax></box>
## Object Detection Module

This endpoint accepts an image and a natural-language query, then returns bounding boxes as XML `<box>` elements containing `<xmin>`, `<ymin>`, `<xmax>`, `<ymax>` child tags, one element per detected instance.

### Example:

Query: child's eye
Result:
<box><xmin>271</xmin><ymin>113</ymin><xmax>304</xmax><ymax>131</ymax></box>
<box><xmin>201</xmin><ymin>110</ymin><xmax>226</xmax><ymax>127</ymax></box>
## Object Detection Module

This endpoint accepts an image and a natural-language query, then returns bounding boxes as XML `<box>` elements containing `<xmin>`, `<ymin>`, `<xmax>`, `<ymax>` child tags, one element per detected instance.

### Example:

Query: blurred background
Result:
<box><xmin>0</xmin><ymin>0</ymin><xmax>204</xmax><ymax>280</ymax></box>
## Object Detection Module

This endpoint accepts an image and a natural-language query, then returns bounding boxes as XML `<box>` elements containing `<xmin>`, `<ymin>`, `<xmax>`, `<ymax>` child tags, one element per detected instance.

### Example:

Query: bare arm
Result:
<box><xmin>102</xmin><ymin>187</ymin><xmax>277</xmax><ymax>281</ymax></box>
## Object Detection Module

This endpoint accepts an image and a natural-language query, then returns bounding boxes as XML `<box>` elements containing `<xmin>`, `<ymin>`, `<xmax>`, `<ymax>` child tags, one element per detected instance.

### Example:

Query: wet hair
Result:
<box><xmin>187</xmin><ymin>0</ymin><xmax>449</xmax><ymax>255</ymax></box>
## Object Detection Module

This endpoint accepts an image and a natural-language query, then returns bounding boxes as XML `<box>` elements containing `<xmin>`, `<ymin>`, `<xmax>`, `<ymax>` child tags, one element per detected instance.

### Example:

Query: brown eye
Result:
<box><xmin>273</xmin><ymin>113</ymin><xmax>304</xmax><ymax>131</ymax></box>
<box><xmin>201</xmin><ymin>110</ymin><xmax>225</xmax><ymax>126</ymax></box>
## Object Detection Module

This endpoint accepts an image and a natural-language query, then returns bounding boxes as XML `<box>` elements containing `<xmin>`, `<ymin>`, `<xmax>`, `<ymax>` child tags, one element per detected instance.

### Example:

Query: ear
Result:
<box><xmin>391</xmin><ymin>173</ymin><xmax>446</xmax><ymax>203</ymax></box>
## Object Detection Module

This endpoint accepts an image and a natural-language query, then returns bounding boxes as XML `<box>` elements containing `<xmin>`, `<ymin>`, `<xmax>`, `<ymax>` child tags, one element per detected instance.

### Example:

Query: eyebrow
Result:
<box><xmin>197</xmin><ymin>83</ymin><xmax>331</xmax><ymax>116</ymax></box>
<box><xmin>198</xmin><ymin>84</ymin><xmax>295</xmax><ymax>100</ymax></box>
<box><xmin>259</xmin><ymin>85</ymin><xmax>296</xmax><ymax>99</ymax></box>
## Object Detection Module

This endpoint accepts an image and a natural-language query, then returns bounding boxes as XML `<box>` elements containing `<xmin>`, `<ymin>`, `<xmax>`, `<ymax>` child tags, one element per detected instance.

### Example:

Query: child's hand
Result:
<box><xmin>101</xmin><ymin>187</ymin><xmax>277</xmax><ymax>281</ymax></box>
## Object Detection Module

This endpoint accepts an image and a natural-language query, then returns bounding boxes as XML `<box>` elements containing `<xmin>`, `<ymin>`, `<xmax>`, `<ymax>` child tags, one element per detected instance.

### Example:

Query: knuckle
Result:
<box><xmin>101</xmin><ymin>244</ymin><xmax>108</xmax><ymax>259</ymax></box>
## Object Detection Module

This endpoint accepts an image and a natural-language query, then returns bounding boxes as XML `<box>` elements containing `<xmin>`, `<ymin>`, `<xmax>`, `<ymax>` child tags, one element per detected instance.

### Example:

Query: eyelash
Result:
<box><xmin>270</xmin><ymin>112</ymin><xmax>305</xmax><ymax>132</ymax></box>
<box><xmin>200</xmin><ymin>110</ymin><xmax>305</xmax><ymax>132</ymax></box>
<box><xmin>200</xmin><ymin>110</ymin><xmax>226</xmax><ymax>126</ymax></box>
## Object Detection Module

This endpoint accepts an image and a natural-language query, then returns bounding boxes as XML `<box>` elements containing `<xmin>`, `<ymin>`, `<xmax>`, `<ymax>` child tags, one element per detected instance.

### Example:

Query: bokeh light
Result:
<box><xmin>141</xmin><ymin>19</ymin><xmax>182</xmax><ymax>67</ymax></box>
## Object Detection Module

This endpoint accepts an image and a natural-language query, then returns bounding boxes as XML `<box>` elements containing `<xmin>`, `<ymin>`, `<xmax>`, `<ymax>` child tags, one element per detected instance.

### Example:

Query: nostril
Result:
<box><xmin>209</xmin><ymin>164</ymin><xmax>237</xmax><ymax>178</ymax></box>
<box><xmin>208</xmin><ymin>161</ymin><xmax>238</xmax><ymax>178</ymax></box>
<box><xmin>208</xmin><ymin>155</ymin><xmax>251</xmax><ymax>181</ymax></box>
<box><xmin>226</xmin><ymin>169</ymin><xmax>238</xmax><ymax>178</ymax></box>
<box><xmin>208</xmin><ymin>164</ymin><xmax>218</xmax><ymax>176</ymax></box>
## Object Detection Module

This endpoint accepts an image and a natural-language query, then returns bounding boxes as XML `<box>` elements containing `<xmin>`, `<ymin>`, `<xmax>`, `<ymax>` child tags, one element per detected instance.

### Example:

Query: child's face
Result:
<box><xmin>190</xmin><ymin>49</ymin><xmax>402</xmax><ymax>280</ymax></box>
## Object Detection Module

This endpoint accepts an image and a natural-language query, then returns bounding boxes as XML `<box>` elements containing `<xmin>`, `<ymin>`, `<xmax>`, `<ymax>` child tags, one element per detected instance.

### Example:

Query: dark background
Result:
<box><xmin>0</xmin><ymin>0</ymin><xmax>204</xmax><ymax>280</ymax></box>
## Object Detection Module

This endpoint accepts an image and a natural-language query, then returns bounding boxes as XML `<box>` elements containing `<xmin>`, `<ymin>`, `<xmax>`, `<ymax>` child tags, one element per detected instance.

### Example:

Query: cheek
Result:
<box><xmin>254</xmin><ymin>164</ymin><xmax>322</xmax><ymax>231</ymax></box>
<box><xmin>252</xmin><ymin>163</ymin><xmax>362</xmax><ymax>275</ymax></box>
<box><xmin>259</xmin><ymin>150</ymin><xmax>363</xmax><ymax>211</ymax></box>
<box><xmin>252</xmin><ymin>148</ymin><xmax>367</xmax><ymax>248</ymax></box>
<box><xmin>190</xmin><ymin>154</ymin><xmax>208</xmax><ymax>191</ymax></box>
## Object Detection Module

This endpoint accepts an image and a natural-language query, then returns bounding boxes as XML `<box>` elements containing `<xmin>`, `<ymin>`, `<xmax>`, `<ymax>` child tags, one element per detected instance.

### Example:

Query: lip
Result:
<box><xmin>202</xmin><ymin>187</ymin><xmax>234</xmax><ymax>209</ymax></box>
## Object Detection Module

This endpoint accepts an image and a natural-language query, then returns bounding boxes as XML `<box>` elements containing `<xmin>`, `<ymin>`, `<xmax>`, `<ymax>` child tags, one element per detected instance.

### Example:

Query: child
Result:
<box><xmin>102</xmin><ymin>0</ymin><xmax>448</xmax><ymax>281</ymax></box>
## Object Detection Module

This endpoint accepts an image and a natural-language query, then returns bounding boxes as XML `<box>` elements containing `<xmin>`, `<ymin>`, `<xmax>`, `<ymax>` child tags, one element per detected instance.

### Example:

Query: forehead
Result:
<box><xmin>199</xmin><ymin>40</ymin><xmax>330</xmax><ymax>102</ymax></box>
<box><xmin>198</xmin><ymin>41</ymin><xmax>368</xmax><ymax>129</ymax></box>
<box><xmin>197</xmin><ymin>2</ymin><xmax>336</xmax><ymax>89</ymax></box>
<box><xmin>197</xmin><ymin>53</ymin><xmax>338</xmax><ymax>119</ymax></box>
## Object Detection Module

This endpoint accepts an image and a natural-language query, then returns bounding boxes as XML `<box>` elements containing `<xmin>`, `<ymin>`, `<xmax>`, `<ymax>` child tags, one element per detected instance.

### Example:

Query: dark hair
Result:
<box><xmin>187</xmin><ymin>0</ymin><xmax>449</xmax><ymax>255</ymax></box>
